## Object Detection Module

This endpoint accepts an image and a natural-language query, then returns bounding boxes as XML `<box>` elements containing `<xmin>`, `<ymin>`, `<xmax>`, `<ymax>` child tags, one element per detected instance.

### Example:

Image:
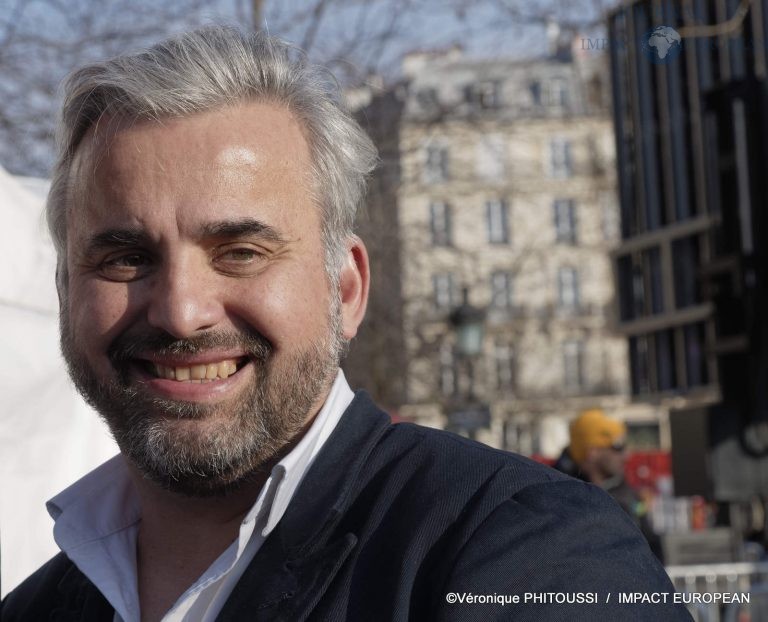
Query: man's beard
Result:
<box><xmin>60</xmin><ymin>303</ymin><xmax>345</xmax><ymax>497</ymax></box>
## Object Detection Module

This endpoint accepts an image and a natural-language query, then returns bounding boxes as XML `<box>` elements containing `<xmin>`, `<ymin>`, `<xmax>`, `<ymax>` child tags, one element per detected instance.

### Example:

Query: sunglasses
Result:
<box><xmin>609</xmin><ymin>442</ymin><xmax>627</xmax><ymax>452</ymax></box>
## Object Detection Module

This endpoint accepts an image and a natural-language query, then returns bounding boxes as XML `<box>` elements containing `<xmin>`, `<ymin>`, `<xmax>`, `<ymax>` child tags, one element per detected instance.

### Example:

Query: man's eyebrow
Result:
<box><xmin>84</xmin><ymin>228</ymin><xmax>149</xmax><ymax>255</ymax></box>
<box><xmin>199</xmin><ymin>218</ymin><xmax>288</xmax><ymax>243</ymax></box>
<box><xmin>82</xmin><ymin>220</ymin><xmax>288</xmax><ymax>257</ymax></box>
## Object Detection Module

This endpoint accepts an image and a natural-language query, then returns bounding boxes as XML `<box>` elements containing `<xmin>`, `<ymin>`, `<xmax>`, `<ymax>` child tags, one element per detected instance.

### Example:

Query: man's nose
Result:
<box><xmin>146</xmin><ymin>261</ymin><xmax>224</xmax><ymax>338</ymax></box>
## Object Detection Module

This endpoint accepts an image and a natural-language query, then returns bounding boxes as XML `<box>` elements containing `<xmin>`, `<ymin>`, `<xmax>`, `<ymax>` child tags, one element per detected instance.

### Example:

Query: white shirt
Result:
<box><xmin>46</xmin><ymin>370</ymin><xmax>354</xmax><ymax>622</ymax></box>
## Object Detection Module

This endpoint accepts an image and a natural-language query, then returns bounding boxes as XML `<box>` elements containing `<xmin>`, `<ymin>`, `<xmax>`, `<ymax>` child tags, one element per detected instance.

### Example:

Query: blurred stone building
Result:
<box><xmin>608</xmin><ymin>0</ymin><xmax>768</xmax><ymax>501</ymax></box>
<box><xmin>345</xmin><ymin>39</ymin><xmax>663</xmax><ymax>457</ymax></box>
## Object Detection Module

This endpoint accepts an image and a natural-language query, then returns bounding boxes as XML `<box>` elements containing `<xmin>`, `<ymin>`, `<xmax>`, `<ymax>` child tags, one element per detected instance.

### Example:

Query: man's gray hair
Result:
<box><xmin>48</xmin><ymin>25</ymin><xmax>378</xmax><ymax>284</ymax></box>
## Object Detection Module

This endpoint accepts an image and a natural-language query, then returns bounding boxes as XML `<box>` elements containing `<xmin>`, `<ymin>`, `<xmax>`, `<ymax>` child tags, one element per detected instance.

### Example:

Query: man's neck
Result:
<box><xmin>130</xmin><ymin>466</ymin><xmax>268</xmax><ymax>622</ymax></box>
<box><xmin>133</xmin><ymin>468</ymin><xmax>267</xmax><ymax>549</ymax></box>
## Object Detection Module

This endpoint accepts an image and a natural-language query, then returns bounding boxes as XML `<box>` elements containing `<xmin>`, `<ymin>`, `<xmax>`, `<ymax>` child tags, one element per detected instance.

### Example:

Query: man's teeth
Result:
<box><xmin>152</xmin><ymin>360</ymin><xmax>239</xmax><ymax>383</ymax></box>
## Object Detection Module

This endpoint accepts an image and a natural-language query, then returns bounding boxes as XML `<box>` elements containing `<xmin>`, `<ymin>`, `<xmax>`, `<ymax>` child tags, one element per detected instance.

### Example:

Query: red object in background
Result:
<box><xmin>530</xmin><ymin>451</ymin><xmax>671</xmax><ymax>491</ymax></box>
<box><xmin>624</xmin><ymin>451</ymin><xmax>671</xmax><ymax>490</ymax></box>
<box><xmin>690</xmin><ymin>496</ymin><xmax>708</xmax><ymax>530</ymax></box>
<box><xmin>530</xmin><ymin>454</ymin><xmax>555</xmax><ymax>467</ymax></box>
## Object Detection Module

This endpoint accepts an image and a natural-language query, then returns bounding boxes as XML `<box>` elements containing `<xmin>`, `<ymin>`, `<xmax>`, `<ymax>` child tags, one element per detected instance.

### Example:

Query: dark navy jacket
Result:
<box><xmin>1</xmin><ymin>392</ymin><xmax>692</xmax><ymax>621</ymax></box>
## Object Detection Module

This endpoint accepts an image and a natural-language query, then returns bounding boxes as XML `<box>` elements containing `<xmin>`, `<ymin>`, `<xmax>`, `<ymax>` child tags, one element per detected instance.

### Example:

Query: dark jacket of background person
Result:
<box><xmin>2</xmin><ymin>393</ymin><xmax>692</xmax><ymax>621</ymax></box>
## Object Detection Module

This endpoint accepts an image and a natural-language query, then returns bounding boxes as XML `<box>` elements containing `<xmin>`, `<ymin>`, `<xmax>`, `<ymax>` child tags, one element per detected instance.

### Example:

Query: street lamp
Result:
<box><xmin>449</xmin><ymin>287</ymin><xmax>486</xmax><ymax>358</ymax></box>
<box><xmin>448</xmin><ymin>287</ymin><xmax>485</xmax><ymax>359</ymax></box>
<box><xmin>447</xmin><ymin>287</ymin><xmax>489</xmax><ymax>438</ymax></box>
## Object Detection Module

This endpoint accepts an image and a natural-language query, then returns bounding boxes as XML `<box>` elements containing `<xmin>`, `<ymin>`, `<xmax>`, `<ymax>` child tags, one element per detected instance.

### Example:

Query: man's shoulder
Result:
<box><xmin>336</xmin><ymin>393</ymin><xmax>593</xmax><ymax>518</ymax></box>
<box><xmin>313</xmin><ymin>392</ymin><xmax>606</xmax><ymax>553</ymax></box>
<box><xmin>1</xmin><ymin>552</ymin><xmax>75</xmax><ymax>620</ymax></box>
<box><xmin>368</xmin><ymin>419</ymin><xmax>653</xmax><ymax>560</ymax></box>
<box><xmin>372</xmin><ymin>417</ymin><xmax>572</xmax><ymax>496</ymax></box>
<box><xmin>2</xmin><ymin>552</ymin><xmax>112</xmax><ymax>621</ymax></box>
<box><xmin>307</xmin><ymin>398</ymin><xmax>690</xmax><ymax>619</ymax></box>
<box><xmin>350</xmin><ymin>412</ymin><xmax>634</xmax><ymax>548</ymax></box>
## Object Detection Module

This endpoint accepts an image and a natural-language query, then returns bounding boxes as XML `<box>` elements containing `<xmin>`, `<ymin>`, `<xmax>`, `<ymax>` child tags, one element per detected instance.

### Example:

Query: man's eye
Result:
<box><xmin>108</xmin><ymin>254</ymin><xmax>149</xmax><ymax>267</ymax></box>
<box><xmin>221</xmin><ymin>248</ymin><xmax>260</xmax><ymax>261</ymax></box>
<box><xmin>214</xmin><ymin>246</ymin><xmax>267</xmax><ymax>275</ymax></box>
<box><xmin>99</xmin><ymin>253</ymin><xmax>152</xmax><ymax>281</ymax></box>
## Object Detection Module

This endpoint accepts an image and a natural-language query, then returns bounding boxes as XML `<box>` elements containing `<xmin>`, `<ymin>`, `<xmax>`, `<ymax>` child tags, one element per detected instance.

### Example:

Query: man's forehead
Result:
<box><xmin>68</xmin><ymin>103</ymin><xmax>316</xmax><ymax>214</ymax></box>
<box><xmin>72</xmin><ymin>103</ymin><xmax>311</xmax><ymax>179</ymax></box>
<box><xmin>216</xmin><ymin>146</ymin><xmax>264</xmax><ymax>168</ymax></box>
<box><xmin>64</xmin><ymin>103</ymin><xmax>321</xmax><ymax>244</ymax></box>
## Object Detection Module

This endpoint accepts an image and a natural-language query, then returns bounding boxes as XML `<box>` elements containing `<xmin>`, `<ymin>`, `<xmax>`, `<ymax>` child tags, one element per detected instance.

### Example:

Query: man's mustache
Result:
<box><xmin>107</xmin><ymin>328</ymin><xmax>273</xmax><ymax>364</ymax></box>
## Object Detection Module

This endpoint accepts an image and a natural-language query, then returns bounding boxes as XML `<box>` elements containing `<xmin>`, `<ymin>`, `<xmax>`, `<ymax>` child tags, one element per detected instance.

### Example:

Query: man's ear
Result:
<box><xmin>338</xmin><ymin>236</ymin><xmax>370</xmax><ymax>340</ymax></box>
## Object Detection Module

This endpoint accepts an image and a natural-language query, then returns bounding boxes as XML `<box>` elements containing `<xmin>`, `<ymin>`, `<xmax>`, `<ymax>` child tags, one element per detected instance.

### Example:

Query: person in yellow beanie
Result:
<box><xmin>555</xmin><ymin>409</ymin><xmax>663</xmax><ymax>560</ymax></box>
<box><xmin>568</xmin><ymin>409</ymin><xmax>628</xmax><ymax>486</ymax></box>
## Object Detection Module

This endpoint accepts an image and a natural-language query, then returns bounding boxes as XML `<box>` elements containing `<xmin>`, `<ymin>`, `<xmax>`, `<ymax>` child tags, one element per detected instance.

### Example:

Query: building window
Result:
<box><xmin>473</xmin><ymin>80</ymin><xmax>501</xmax><ymax>109</ymax></box>
<box><xmin>416</xmin><ymin>88</ymin><xmax>439</xmax><ymax>112</ymax></box>
<box><xmin>440</xmin><ymin>343</ymin><xmax>457</xmax><ymax>396</ymax></box>
<box><xmin>475</xmin><ymin>134</ymin><xmax>506</xmax><ymax>181</ymax></box>
<box><xmin>424</xmin><ymin>145</ymin><xmax>449</xmax><ymax>183</ymax></box>
<box><xmin>553</xmin><ymin>199</ymin><xmax>577</xmax><ymax>243</ymax></box>
<box><xmin>486</xmin><ymin>199</ymin><xmax>509</xmax><ymax>244</ymax></box>
<box><xmin>557</xmin><ymin>266</ymin><xmax>580</xmax><ymax>311</ymax></box>
<box><xmin>684</xmin><ymin>323</ymin><xmax>709</xmax><ymax>388</ymax></box>
<box><xmin>629</xmin><ymin>335</ymin><xmax>651</xmax><ymax>395</ymax></box>
<box><xmin>600</xmin><ymin>191</ymin><xmax>620</xmax><ymax>242</ymax></box>
<box><xmin>490</xmin><ymin>271</ymin><xmax>513</xmax><ymax>308</ymax></box>
<box><xmin>466</xmin><ymin>81</ymin><xmax>501</xmax><ymax>109</ymax></box>
<box><xmin>655</xmin><ymin>329</ymin><xmax>677</xmax><ymax>392</ymax></box>
<box><xmin>433</xmin><ymin>273</ymin><xmax>456</xmax><ymax>309</ymax></box>
<box><xmin>563</xmin><ymin>340</ymin><xmax>584</xmax><ymax>389</ymax></box>
<box><xmin>549</xmin><ymin>137</ymin><xmax>572</xmax><ymax>178</ymax></box>
<box><xmin>628</xmin><ymin>326</ymin><xmax>707</xmax><ymax>397</ymax></box>
<box><xmin>429</xmin><ymin>201</ymin><xmax>451</xmax><ymax>246</ymax></box>
<box><xmin>503</xmin><ymin>419</ymin><xmax>535</xmax><ymax>454</ymax></box>
<box><xmin>546</xmin><ymin>77</ymin><xmax>570</xmax><ymax>107</ymax></box>
<box><xmin>672</xmin><ymin>235</ymin><xmax>701</xmax><ymax>309</ymax></box>
<box><xmin>495</xmin><ymin>340</ymin><xmax>516</xmax><ymax>391</ymax></box>
<box><xmin>529</xmin><ymin>80</ymin><xmax>542</xmax><ymax>106</ymax></box>
<box><xmin>617</xmin><ymin>248</ymin><xmax>665</xmax><ymax>321</ymax></box>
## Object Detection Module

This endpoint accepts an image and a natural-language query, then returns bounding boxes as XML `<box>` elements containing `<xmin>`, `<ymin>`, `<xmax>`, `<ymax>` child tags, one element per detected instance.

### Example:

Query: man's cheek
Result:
<box><xmin>76</xmin><ymin>282</ymin><xmax>133</xmax><ymax>328</ymax></box>
<box><xmin>68</xmin><ymin>294</ymin><xmax>126</xmax><ymax>364</ymax></box>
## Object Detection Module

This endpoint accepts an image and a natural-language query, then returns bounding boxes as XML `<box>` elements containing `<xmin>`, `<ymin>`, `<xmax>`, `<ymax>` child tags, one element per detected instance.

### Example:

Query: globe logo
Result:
<box><xmin>641</xmin><ymin>26</ymin><xmax>683</xmax><ymax>64</ymax></box>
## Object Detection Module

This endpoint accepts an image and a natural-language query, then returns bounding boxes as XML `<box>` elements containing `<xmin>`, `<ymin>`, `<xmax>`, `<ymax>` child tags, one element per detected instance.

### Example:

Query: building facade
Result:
<box><xmin>608</xmin><ymin>0</ymin><xmax>768</xmax><ymax>498</ymax></box>
<box><xmin>346</xmin><ymin>42</ymin><xmax>664</xmax><ymax>456</ymax></box>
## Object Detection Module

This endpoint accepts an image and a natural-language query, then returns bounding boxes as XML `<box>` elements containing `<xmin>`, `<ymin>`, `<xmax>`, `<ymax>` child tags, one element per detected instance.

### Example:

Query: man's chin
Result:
<box><xmin>134</xmin><ymin>458</ymin><xmax>270</xmax><ymax>498</ymax></box>
<box><xmin>117</xmin><ymin>422</ymin><xmax>272</xmax><ymax>498</ymax></box>
<box><xmin>104</xmin><ymin>401</ymin><xmax>276</xmax><ymax>496</ymax></box>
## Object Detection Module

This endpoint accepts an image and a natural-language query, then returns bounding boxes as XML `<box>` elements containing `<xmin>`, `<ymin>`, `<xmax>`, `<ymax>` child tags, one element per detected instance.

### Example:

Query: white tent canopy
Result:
<box><xmin>0</xmin><ymin>166</ymin><xmax>117</xmax><ymax>597</ymax></box>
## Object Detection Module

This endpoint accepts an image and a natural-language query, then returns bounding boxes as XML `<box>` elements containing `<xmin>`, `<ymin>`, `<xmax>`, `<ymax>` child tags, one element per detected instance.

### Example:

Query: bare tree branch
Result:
<box><xmin>300</xmin><ymin>0</ymin><xmax>330</xmax><ymax>53</ymax></box>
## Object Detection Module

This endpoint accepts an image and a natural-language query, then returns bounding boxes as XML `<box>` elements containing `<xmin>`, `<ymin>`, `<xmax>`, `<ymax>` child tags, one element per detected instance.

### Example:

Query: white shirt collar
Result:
<box><xmin>47</xmin><ymin>369</ymin><xmax>354</xmax><ymax>622</ymax></box>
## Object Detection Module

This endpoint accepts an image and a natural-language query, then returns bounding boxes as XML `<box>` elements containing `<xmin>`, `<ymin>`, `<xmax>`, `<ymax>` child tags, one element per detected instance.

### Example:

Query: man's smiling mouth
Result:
<box><xmin>139</xmin><ymin>358</ymin><xmax>248</xmax><ymax>383</ymax></box>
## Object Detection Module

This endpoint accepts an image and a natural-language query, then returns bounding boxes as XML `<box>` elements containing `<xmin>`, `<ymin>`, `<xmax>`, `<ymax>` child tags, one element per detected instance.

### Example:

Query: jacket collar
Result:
<box><xmin>216</xmin><ymin>391</ymin><xmax>391</xmax><ymax>621</ymax></box>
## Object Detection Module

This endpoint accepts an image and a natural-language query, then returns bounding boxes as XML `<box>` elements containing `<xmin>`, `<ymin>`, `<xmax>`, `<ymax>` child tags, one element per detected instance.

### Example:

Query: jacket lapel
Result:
<box><xmin>216</xmin><ymin>392</ymin><xmax>391</xmax><ymax>621</ymax></box>
<box><xmin>215</xmin><ymin>528</ymin><xmax>359</xmax><ymax>622</ymax></box>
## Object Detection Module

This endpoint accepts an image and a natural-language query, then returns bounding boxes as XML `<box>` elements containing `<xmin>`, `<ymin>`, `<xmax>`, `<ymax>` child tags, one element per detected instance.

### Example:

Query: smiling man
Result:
<box><xmin>61</xmin><ymin>103</ymin><xmax>351</xmax><ymax>505</ymax></box>
<box><xmin>1</xmin><ymin>27</ymin><xmax>692</xmax><ymax>622</ymax></box>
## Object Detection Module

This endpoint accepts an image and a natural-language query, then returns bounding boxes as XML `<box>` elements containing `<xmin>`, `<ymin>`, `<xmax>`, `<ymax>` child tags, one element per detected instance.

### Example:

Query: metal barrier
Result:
<box><xmin>666</xmin><ymin>562</ymin><xmax>768</xmax><ymax>622</ymax></box>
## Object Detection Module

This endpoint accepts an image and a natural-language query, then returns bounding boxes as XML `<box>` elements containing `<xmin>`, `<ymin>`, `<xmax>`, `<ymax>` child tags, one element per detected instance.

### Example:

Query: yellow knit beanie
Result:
<box><xmin>569</xmin><ymin>409</ymin><xmax>626</xmax><ymax>464</ymax></box>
